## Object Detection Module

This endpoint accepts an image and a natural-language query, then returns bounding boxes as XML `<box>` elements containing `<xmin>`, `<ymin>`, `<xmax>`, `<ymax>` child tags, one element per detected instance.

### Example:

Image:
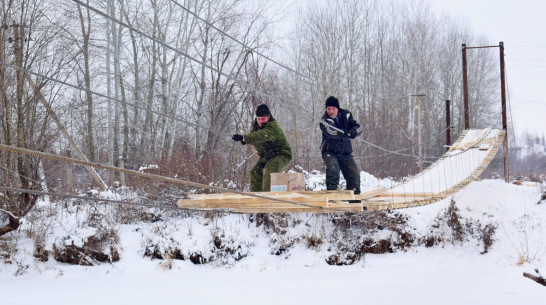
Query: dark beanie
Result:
<box><xmin>325</xmin><ymin>96</ymin><xmax>340</xmax><ymax>109</ymax></box>
<box><xmin>255</xmin><ymin>104</ymin><xmax>271</xmax><ymax>117</ymax></box>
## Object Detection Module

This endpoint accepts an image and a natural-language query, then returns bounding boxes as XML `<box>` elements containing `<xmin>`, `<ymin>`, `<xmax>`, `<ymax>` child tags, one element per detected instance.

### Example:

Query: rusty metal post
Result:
<box><xmin>462</xmin><ymin>44</ymin><xmax>470</xmax><ymax>129</ymax></box>
<box><xmin>499</xmin><ymin>42</ymin><xmax>509</xmax><ymax>182</ymax></box>
<box><xmin>446</xmin><ymin>100</ymin><xmax>451</xmax><ymax>150</ymax></box>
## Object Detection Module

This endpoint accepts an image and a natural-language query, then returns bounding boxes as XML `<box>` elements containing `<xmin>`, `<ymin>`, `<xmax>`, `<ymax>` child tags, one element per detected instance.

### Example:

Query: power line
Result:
<box><xmin>168</xmin><ymin>0</ymin><xmax>314</xmax><ymax>84</ymax></box>
<box><xmin>71</xmin><ymin>0</ymin><xmax>305</xmax><ymax>113</ymax></box>
<box><xmin>0</xmin><ymin>61</ymin><xmax>232</xmax><ymax>137</ymax></box>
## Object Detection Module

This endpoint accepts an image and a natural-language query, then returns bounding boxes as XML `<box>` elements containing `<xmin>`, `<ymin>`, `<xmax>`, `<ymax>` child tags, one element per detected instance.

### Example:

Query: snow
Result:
<box><xmin>1</xmin><ymin>176</ymin><xmax>545</xmax><ymax>304</ymax></box>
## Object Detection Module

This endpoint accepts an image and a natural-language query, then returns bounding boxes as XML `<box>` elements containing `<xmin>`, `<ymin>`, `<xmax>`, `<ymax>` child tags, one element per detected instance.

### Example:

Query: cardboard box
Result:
<box><xmin>270</xmin><ymin>173</ymin><xmax>306</xmax><ymax>192</ymax></box>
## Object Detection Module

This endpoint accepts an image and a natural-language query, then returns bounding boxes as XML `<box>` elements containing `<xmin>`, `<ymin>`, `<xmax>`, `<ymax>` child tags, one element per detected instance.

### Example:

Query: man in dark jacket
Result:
<box><xmin>320</xmin><ymin>96</ymin><xmax>362</xmax><ymax>194</ymax></box>
<box><xmin>232</xmin><ymin>104</ymin><xmax>292</xmax><ymax>192</ymax></box>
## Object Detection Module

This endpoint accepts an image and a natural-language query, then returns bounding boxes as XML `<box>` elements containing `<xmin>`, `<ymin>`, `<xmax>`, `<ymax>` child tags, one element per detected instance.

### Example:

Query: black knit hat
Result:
<box><xmin>255</xmin><ymin>104</ymin><xmax>271</xmax><ymax>117</ymax></box>
<box><xmin>325</xmin><ymin>96</ymin><xmax>340</xmax><ymax>109</ymax></box>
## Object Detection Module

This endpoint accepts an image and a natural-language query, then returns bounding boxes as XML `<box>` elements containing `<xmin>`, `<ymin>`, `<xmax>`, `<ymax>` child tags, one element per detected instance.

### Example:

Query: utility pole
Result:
<box><xmin>13</xmin><ymin>24</ymin><xmax>25</xmax><ymax>150</ymax></box>
<box><xmin>462</xmin><ymin>44</ymin><xmax>470</xmax><ymax>129</ymax></box>
<box><xmin>499</xmin><ymin>42</ymin><xmax>509</xmax><ymax>182</ymax></box>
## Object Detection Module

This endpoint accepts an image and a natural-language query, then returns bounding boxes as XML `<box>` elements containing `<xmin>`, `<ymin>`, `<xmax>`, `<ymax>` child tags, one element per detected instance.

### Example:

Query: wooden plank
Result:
<box><xmin>224</xmin><ymin>206</ymin><xmax>366</xmax><ymax>213</ymax></box>
<box><xmin>179</xmin><ymin>194</ymin><xmax>356</xmax><ymax>207</ymax></box>
<box><xmin>178</xmin><ymin>202</ymin><xmax>367</xmax><ymax>213</ymax></box>
<box><xmin>223</xmin><ymin>190</ymin><xmax>356</xmax><ymax>197</ymax></box>
<box><xmin>177</xmin><ymin>198</ymin><xmax>365</xmax><ymax>210</ymax></box>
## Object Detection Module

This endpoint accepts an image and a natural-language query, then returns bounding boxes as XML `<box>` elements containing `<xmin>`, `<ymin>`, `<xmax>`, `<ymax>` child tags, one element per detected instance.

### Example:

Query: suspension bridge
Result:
<box><xmin>177</xmin><ymin>128</ymin><xmax>505</xmax><ymax>213</ymax></box>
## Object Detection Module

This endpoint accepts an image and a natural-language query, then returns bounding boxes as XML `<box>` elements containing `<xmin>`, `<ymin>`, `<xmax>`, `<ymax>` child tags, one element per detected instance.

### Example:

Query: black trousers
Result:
<box><xmin>321</xmin><ymin>151</ymin><xmax>361</xmax><ymax>194</ymax></box>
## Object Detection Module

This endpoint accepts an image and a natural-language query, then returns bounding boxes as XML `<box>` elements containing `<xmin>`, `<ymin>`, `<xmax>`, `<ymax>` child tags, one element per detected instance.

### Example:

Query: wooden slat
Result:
<box><xmin>179</xmin><ymin>192</ymin><xmax>357</xmax><ymax>207</ymax></box>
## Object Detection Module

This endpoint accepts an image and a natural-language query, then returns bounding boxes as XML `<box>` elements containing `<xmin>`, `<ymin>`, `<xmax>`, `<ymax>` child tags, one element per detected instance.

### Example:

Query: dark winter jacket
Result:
<box><xmin>320</xmin><ymin>108</ymin><xmax>362</xmax><ymax>154</ymax></box>
<box><xmin>244</xmin><ymin>116</ymin><xmax>292</xmax><ymax>162</ymax></box>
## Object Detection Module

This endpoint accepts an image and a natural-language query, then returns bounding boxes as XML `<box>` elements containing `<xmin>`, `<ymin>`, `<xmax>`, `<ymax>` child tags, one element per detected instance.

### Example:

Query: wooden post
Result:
<box><xmin>446</xmin><ymin>100</ymin><xmax>451</xmax><ymax>150</ymax></box>
<box><xmin>499</xmin><ymin>42</ymin><xmax>509</xmax><ymax>182</ymax></box>
<box><xmin>26</xmin><ymin>76</ymin><xmax>108</xmax><ymax>190</ymax></box>
<box><xmin>462</xmin><ymin>44</ymin><xmax>470</xmax><ymax>129</ymax></box>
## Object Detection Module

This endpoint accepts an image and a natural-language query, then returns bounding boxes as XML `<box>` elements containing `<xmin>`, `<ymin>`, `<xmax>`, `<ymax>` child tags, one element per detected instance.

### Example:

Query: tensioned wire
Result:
<box><xmin>71</xmin><ymin>0</ymin><xmax>306</xmax><ymax>115</ymax></box>
<box><xmin>167</xmin><ymin>0</ymin><xmax>314</xmax><ymax>85</ymax></box>
<box><xmin>0</xmin><ymin>61</ymin><xmax>235</xmax><ymax>139</ymax></box>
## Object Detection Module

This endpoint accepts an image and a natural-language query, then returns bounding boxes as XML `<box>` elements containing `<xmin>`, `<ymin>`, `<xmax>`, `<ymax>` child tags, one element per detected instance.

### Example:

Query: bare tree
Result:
<box><xmin>0</xmin><ymin>0</ymin><xmax>70</xmax><ymax>235</ymax></box>
<box><xmin>76</xmin><ymin>0</ymin><xmax>97</xmax><ymax>162</ymax></box>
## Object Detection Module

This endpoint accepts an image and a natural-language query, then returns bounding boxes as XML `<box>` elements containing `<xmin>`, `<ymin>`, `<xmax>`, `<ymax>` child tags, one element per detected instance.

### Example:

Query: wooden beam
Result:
<box><xmin>26</xmin><ymin>76</ymin><xmax>108</xmax><ymax>191</ymax></box>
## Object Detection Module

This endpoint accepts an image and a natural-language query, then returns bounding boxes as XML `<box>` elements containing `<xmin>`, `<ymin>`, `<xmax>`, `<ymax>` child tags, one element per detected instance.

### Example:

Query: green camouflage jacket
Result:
<box><xmin>244</xmin><ymin>117</ymin><xmax>292</xmax><ymax>162</ymax></box>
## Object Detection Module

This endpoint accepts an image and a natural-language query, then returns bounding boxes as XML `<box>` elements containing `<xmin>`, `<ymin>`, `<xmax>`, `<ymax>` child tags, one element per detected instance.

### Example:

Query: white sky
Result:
<box><xmin>427</xmin><ymin>0</ymin><xmax>546</xmax><ymax>137</ymax></box>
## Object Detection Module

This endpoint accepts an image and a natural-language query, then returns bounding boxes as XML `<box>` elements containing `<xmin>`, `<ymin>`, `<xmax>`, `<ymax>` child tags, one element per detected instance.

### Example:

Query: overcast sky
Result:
<box><xmin>425</xmin><ymin>0</ymin><xmax>546</xmax><ymax>137</ymax></box>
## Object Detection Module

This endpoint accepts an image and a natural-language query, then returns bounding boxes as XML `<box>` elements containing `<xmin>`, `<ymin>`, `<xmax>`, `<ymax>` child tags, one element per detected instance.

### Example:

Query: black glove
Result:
<box><xmin>349</xmin><ymin>129</ymin><xmax>357</xmax><ymax>139</ymax></box>
<box><xmin>232</xmin><ymin>134</ymin><xmax>244</xmax><ymax>142</ymax></box>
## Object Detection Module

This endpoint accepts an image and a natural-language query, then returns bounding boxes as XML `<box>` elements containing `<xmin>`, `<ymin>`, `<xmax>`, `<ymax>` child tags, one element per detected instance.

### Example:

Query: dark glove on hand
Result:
<box><xmin>232</xmin><ymin>134</ymin><xmax>244</xmax><ymax>142</ymax></box>
<box><xmin>348</xmin><ymin>129</ymin><xmax>357</xmax><ymax>139</ymax></box>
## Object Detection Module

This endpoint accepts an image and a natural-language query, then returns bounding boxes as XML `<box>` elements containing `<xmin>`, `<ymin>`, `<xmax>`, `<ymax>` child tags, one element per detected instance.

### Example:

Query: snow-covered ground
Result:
<box><xmin>1</xmin><ymin>174</ymin><xmax>545</xmax><ymax>304</ymax></box>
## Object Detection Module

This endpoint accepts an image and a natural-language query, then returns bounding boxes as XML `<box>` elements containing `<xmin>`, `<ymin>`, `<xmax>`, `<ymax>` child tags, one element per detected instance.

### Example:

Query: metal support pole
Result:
<box><xmin>462</xmin><ymin>44</ymin><xmax>470</xmax><ymax>129</ymax></box>
<box><xmin>499</xmin><ymin>42</ymin><xmax>509</xmax><ymax>182</ymax></box>
<box><xmin>463</xmin><ymin>42</ymin><xmax>509</xmax><ymax>181</ymax></box>
<box><xmin>446</xmin><ymin>100</ymin><xmax>451</xmax><ymax>150</ymax></box>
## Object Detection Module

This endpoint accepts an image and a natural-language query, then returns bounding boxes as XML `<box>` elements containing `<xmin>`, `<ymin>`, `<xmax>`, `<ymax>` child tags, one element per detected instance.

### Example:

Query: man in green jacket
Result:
<box><xmin>232</xmin><ymin>104</ymin><xmax>292</xmax><ymax>192</ymax></box>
